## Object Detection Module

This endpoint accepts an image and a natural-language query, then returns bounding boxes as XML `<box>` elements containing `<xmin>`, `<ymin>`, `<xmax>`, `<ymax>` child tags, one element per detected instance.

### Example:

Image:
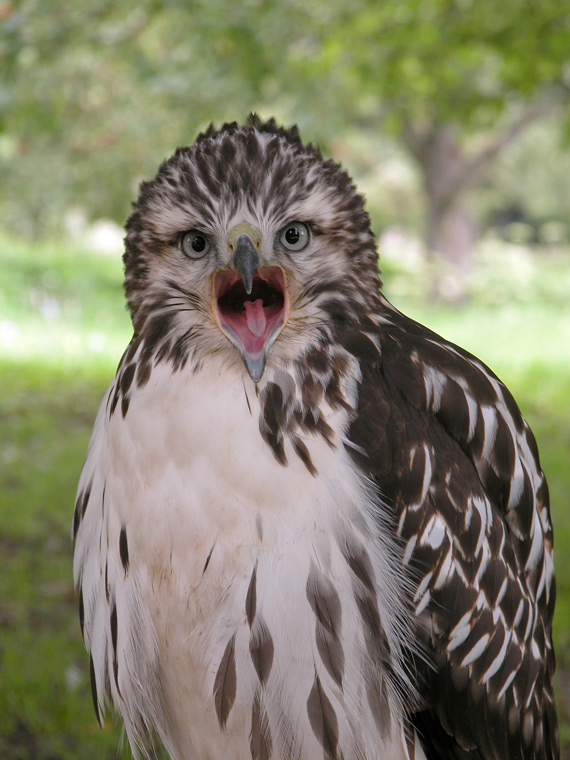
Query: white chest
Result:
<box><xmin>102</xmin><ymin>363</ymin><xmax>409</xmax><ymax>760</ymax></box>
<box><xmin>107</xmin><ymin>362</ymin><xmax>350</xmax><ymax>592</ymax></box>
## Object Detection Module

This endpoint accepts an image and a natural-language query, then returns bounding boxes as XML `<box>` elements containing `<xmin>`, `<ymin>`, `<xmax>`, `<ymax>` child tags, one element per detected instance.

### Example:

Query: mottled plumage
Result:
<box><xmin>73</xmin><ymin>116</ymin><xmax>558</xmax><ymax>760</ymax></box>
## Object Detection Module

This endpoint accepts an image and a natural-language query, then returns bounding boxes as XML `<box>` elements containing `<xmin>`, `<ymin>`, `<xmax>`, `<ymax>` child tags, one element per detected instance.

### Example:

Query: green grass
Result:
<box><xmin>1</xmin><ymin>231</ymin><xmax>569</xmax><ymax>757</ymax></box>
<box><xmin>0</xmin><ymin>235</ymin><xmax>129</xmax><ymax>758</ymax></box>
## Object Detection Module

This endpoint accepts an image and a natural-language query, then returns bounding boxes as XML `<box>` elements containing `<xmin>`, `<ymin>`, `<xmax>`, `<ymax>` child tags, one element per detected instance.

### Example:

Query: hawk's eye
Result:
<box><xmin>181</xmin><ymin>231</ymin><xmax>211</xmax><ymax>259</ymax></box>
<box><xmin>279</xmin><ymin>222</ymin><xmax>309</xmax><ymax>251</ymax></box>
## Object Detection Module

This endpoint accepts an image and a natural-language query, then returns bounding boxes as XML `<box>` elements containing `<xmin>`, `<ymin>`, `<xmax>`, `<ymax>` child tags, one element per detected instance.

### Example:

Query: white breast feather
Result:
<box><xmin>74</xmin><ymin>359</ymin><xmax>418</xmax><ymax>760</ymax></box>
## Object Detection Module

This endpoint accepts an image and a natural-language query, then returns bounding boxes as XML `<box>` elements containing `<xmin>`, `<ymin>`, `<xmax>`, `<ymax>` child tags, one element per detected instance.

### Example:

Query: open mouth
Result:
<box><xmin>213</xmin><ymin>266</ymin><xmax>289</xmax><ymax>381</ymax></box>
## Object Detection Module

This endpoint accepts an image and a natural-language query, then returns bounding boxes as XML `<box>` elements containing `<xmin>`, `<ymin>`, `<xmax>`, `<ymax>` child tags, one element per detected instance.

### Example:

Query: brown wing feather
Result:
<box><xmin>345</xmin><ymin>299</ymin><xmax>558</xmax><ymax>760</ymax></box>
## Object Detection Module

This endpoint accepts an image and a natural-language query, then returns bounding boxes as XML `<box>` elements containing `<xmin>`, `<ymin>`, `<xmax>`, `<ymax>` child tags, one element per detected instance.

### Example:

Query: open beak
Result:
<box><xmin>213</xmin><ymin>233</ymin><xmax>289</xmax><ymax>383</ymax></box>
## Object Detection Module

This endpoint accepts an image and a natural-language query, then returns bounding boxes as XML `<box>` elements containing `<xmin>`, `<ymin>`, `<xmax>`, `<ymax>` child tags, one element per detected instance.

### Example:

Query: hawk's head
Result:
<box><xmin>124</xmin><ymin>116</ymin><xmax>381</xmax><ymax>382</ymax></box>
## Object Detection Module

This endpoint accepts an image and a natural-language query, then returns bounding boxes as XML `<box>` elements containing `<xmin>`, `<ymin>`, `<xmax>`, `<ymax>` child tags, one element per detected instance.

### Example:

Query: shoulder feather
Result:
<box><xmin>345</xmin><ymin>300</ymin><xmax>558</xmax><ymax>760</ymax></box>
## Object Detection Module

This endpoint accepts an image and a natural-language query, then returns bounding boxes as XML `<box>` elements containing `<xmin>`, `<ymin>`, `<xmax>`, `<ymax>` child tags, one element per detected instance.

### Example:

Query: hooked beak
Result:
<box><xmin>232</xmin><ymin>233</ymin><xmax>259</xmax><ymax>295</ymax></box>
<box><xmin>213</xmin><ymin>230</ymin><xmax>289</xmax><ymax>383</ymax></box>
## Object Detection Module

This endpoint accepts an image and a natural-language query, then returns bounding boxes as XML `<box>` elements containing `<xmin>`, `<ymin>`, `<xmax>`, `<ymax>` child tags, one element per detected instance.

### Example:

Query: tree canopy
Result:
<box><xmin>1</xmin><ymin>0</ymin><xmax>569</xmax><ymax>250</ymax></box>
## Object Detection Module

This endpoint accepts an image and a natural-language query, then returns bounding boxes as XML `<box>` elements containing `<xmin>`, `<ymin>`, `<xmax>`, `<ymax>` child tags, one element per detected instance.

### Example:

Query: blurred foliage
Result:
<box><xmin>482</xmin><ymin>120</ymin><xmax>570</xmax><ymax>236</ymax></box>
<box><xmin>0</xmin><ymin>361</ymin><xmax>129</xmax><ymax>759</ymax></box>
<box><xmin>1</xmin><ymin>0</ymin><xmax>569</xmax><ymax>237</ymax></box>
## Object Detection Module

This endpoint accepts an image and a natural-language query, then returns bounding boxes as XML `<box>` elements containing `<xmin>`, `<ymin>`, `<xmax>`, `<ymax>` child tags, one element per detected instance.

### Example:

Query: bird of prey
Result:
<box><xmin>73</xmin><ymin>116</ymin><xmax>558</xmax><ymax>760</ymax></box>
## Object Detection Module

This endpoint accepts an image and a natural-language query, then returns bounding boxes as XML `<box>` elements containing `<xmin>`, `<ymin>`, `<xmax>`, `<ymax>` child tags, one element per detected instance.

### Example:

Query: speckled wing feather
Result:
<box><xmin>72</xmin><ymin>118</ymin><xmax>558</xmax><ymax>760</ymax></box>
<box><xmin>346</xmin><ymin>298</ymin><xmax>558</xmax><ymax>760</ymax></box>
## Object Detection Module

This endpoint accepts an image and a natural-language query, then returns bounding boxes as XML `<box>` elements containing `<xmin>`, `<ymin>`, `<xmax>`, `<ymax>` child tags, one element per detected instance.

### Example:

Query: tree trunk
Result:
<box><xmin>406</xmin><ymin>124</ymin><xmax>477</xmax><ymax>301</ymax></box>
<box><xmin>401</xmin><ymin>100</ymin><xmax>557</xmax><ymax>301</ymax></box>
<box><xmin>425</xmin><ymin>191</ymin><xmax>478</xmax><ymax>302</ymax></box>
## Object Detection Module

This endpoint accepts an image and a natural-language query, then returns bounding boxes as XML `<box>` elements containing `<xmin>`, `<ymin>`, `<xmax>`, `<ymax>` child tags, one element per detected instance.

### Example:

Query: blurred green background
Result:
<box><xmin>1</xmin><ymin>1</ymin><xmax>570</xmax><ymax>758</ymax></box>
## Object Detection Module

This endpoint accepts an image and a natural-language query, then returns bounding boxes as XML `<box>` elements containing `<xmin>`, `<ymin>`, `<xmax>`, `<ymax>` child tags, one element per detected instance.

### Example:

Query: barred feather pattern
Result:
<box><xmin>73</xmin><ymin>117</ymin><xmax>557</xmax><ymax>760</ymax></box>
<box><xmin>346</xmin><ymin>299</ymin><xmax>557</xmax><ymax>760</ymax></box>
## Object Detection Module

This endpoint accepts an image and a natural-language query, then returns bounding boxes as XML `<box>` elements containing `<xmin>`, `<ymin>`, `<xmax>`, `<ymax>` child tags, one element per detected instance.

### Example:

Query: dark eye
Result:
<box><xmin>279</xmin><ymin>222</ymin><xmax>309</xmax><ymax>251</ymax></box>
<box><xmin>181</xmin><ymin>230</ymin><xmax>211</xmax><ymax>259</ymax></box>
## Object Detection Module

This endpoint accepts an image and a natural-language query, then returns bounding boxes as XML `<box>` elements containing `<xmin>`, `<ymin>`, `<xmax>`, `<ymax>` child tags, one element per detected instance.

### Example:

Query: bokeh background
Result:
<box><xmin>1</xmin><ymin>1</ymin><xmax>570</xmax><ymax>757</ymax></box>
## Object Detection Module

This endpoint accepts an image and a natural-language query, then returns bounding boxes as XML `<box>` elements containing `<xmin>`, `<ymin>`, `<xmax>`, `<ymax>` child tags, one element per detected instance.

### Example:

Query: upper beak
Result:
<box><xmin>232</xmin><ymin>233</ymin><xmax>260</xmax><ymax>294</ymax></box>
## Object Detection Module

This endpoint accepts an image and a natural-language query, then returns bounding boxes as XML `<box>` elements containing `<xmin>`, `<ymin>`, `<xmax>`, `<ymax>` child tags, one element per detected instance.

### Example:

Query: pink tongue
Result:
<box><xmin>244</xmin><ymin>299</ymin><xmax>267</xmax><ymax>337</ymax></box>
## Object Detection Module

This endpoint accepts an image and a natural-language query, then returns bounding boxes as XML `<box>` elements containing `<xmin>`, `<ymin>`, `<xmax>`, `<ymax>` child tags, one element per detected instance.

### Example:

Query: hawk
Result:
<box><xmin>73</xmin><ymin>116</ymin><xmax>558</xmax><ymax>760</ymax></box>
